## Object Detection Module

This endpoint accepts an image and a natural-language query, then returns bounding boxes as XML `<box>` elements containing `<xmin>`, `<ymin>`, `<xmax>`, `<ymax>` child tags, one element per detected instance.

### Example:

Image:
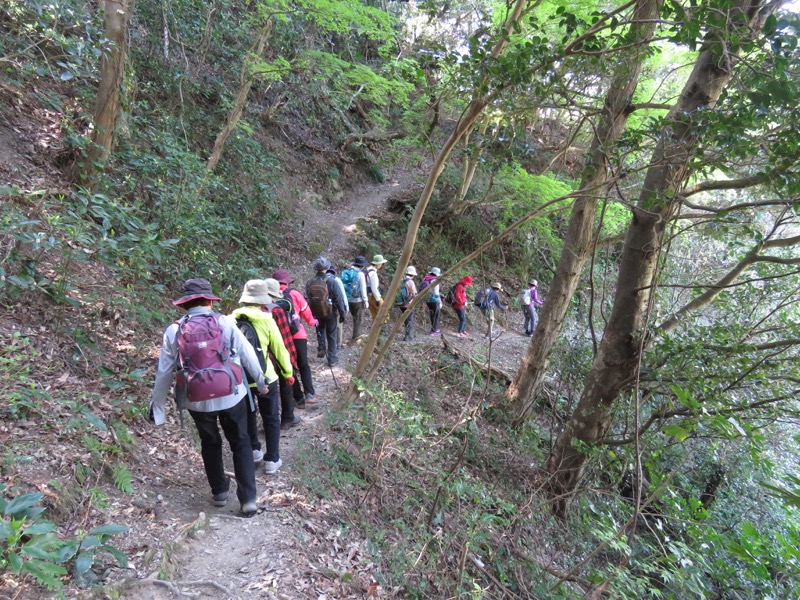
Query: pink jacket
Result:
<box><xmin>286</xmin><ymin>288</ymin><xmax>316</xmax><ymax>340</ymax></box>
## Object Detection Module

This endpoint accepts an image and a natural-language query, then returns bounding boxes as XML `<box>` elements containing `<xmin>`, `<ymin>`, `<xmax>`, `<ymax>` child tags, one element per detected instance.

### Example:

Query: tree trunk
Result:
<box><xmin>76</xmin><ymin>0</ymin><xmax>132</xmax><ymax>183</ymax></box>
<box><xmin>206</xmin><ymin>22</ymin><xmax>271</xmax><ymax>172</ymax></box>
<box><xmin>545</xmin><ymin>0</ymin><xmax>771</xmax><ymax>517</ymax></box>
<box><xmin>509</xmin><ymin>0</ymin><xmax>659</xmax><ymax>425</ymax></box>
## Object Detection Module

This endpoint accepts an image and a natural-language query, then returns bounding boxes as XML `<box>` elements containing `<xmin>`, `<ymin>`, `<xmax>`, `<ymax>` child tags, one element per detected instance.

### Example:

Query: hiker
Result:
<box><xmin>262</xmin><ymin>278</ymin><xmax>303</xmax><ymax>430</ymax></box>
<box><xmin>366</xmin><ymin>254</ymin><xmax>388</xmax><ymax>319</ymax></box>
<box><xmin>326</xmin><ymin>265</ymin><xmax>349</xmax><ymax>350</ymax></box>
<box><xmin>231</xmin><ymin>280</ymin><xmax>296</xmax><ymax>475</ymax></box>
<box><xmin>342</xmin><ymin>256</ymin><xmax>369</xmax><ymax>342</ymax></box>
<box><xmin>420</xmin><ymin>267</ymin><xmax>442</xmax><ymax>336</ymax></box>
<box><xmin>306</xmin><ymin>257</ymin><xmax>347</xmax><ymax>367</ymax></box>
<box><xmin>272</xmin><ymin>268</ymin><xmax>318</xmax><ymax>408</ymax></box>
<box><xmin>522</xmin><ymin>279</ymin><xmax>544</xmax><ymax>336</ymax></box>
<box><xmin>149</xmin><ymin>278</ymin><xmax>266</xmax><ymax>517</ymax></box>
<box><xmin>479</xmin><ymin>282</ymin><xmax>508</xmax><ymax>338</ymax></box>
<box><xmin>451</xmin><ymin>275</ymin><xmax>473</xmax><ymax>337</ymax></box>
<box><xmin>395</xmin><ymin>265</ymin><xmax>418</xmax><ymax>342</ymax></box>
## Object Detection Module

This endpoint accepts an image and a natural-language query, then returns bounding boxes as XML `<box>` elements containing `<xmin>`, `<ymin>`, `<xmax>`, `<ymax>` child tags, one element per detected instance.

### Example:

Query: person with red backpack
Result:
<box><xmin>272</xmin><ymin>268</ymin><xmax>318</xmax><ymax>408</ymax></box>
<box><xmin>306</xmin><ymin>257</ymin><xmax>347</xmax><ymax>367</ymax></box>
<box><xmin>149</xmin><ymin>278</ymin><xmax>267</xmax><ymax>517</ymax></box>
<box><xmin>231</xmin><ymin>280</ymin><xmax>296</xmax><ymax>476</ymax></box>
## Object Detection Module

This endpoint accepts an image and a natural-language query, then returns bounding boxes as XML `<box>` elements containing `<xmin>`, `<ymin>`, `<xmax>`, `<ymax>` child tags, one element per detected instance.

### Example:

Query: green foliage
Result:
<box><xmin>0</xmin><ymin>485</ymin><xmax>127</xmax><ymax>590</ymax></box>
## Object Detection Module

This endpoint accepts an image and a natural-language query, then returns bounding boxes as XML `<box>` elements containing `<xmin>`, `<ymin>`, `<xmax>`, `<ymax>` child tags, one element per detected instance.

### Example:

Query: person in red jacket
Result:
<box><xmin>452</xmin><ymin>275</ymin><xmax>473</xmax><ymax>337</ymax></box>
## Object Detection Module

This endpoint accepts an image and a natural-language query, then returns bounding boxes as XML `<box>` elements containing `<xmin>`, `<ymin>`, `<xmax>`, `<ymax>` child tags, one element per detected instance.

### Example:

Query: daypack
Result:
<box><xmin>274</xmin><ymin>293</ymin><xmax>299</xmax><ymax>335</ymax></box>
<box><xmin>444</xmin><ymin>286</ymin><xmax>456</xmax><ymax>306</ymax></box>
<box><xmin>341</xmin><ymin>267</ymin><xmax>360</xmax><ymax>301</ymax></box>
<box><xmin>519</xmin><ymin>288</ymin><xmax>532</xmax><ymax>306</ymax></box>
<box><xmin>175</xmin><ymin>313</ymin><xmax>243</xmax><ymax>403</ymax></box>
<box><xmin>420</xmin><ymin>276</ymin><xmax>439</xmax><ymax>304</ymax></box>
<box><xmin>306</xmin><ymin>276</ymin><xmax>332</xmax><ymax>320</ymax></box>
<box><xmin>474</xmin><ymin>288</ymin><xmax>490</xmax><ymax>310</ymax></box>
<box><xmin>395</xmin><ymin>278</ymin><xmax>411</xmax><ymax>307</ymax></box>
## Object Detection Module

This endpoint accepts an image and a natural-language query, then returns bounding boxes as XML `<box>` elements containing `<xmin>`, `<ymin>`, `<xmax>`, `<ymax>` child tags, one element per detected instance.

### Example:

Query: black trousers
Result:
<box><xmin>190</xmin><ymin>397</ymin><xmax>256</xmax><ymax>505</ymax></box>
<box><xmin>246</xmin><ymin>381</ymin><xmax>280</xmax><ymax>463</ymax></box>
<box><xmin>292</xmin><ymin>337</ymin><xmax>315</xmax><ymax>400</ymax></box>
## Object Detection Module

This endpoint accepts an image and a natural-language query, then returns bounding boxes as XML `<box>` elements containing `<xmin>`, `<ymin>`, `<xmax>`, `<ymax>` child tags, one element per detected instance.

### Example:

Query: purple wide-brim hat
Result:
<box><xmin>272</xmin><ymin>269</ymin><xmax>294</xmax><ymax>285</ymax></box>
<box><xmin>172</xmin><ymin>278</ymin><xmax>221</xmax><ymax>305</ymax></box>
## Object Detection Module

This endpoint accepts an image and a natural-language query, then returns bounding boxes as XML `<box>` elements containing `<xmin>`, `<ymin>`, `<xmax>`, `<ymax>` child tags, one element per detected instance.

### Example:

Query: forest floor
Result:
<box><xmin>108</xmin><ymin>170</ymin><xmax>536</xmax><ymax>600</ymax></box>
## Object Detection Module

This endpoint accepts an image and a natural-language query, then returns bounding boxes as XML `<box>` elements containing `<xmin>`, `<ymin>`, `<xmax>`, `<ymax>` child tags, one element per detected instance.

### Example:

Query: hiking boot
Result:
<box><xmin>317</xmin><ymin>348</ymin><xmax>326</xmax><ymax>358</ymax></box>
<box><xmin>295</xmin><ymin>400</ymin><xmax>306</xmax><ymax>409</ymax></box>
<box><xmin>252</xmin><ymin>449</ymin><xmax>264</xmax><ymax>462</ymax></box>
<box><xmin>212</xmin><ymin>490</ymin><xmax>229</xmax><ymax>507</ymax></box>
<box><xmin>305</xmin><ymin>393</ymin><xmax>317</xmax><ymax>403</ymax></box>
<box><xmin>263</xmin><ymin>458</ymin><xmax>283</xmax><ymax>475</ymax></box>
<box><xmin>240</xmin><ymin>501</ymin><xmax>257</xmax><ymax>518</ymax></box>
<box><xmin>281</xmin><ymin>416</ymin><xmax>303</xmax><ymax>430</ymax></box>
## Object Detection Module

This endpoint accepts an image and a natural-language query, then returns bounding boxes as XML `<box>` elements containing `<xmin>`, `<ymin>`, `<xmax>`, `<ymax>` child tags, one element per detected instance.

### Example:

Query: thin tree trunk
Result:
<box><xmin>345</xmin><ymin>0</ymin><xmax>532</xmax><ymax>402</ymax></box>
<box><xmin>509</xmin><ymin>0</ymin><xmax>660</xmax><ymax>425</ymax></box>
<box><xmin>455</xmin><ymin>119</ymin><xmax>490</xmax><ymax>207</ymax></box>
<box><xmin>206</xmin><ymin>22</ymin><xmax>271</xmax><ymax>172</ymax></box>
<box><xmin>545</xmin><ymin>0</ymin><xmax>772</xmax><ymax>517</ymax></box>
<box><xmin>77</xmin><ymin>0</ymin><xmax>132</xmax><ymax>183</ymax></box>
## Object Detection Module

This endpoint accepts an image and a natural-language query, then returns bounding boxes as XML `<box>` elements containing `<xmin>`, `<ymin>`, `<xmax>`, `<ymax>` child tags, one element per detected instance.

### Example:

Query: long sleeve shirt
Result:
<box><xmin>332</xmin><ymin>276</ymin><xmax>349</xmax><ymax>315</ymax></box>
<box><xmin>486</xmin><ymin>289</ymin><xmax>508</xmax><ymax>311</ymax></box>
<box><xmin>529</xmin><ymin>286</ymin><xmax>544</xmax><ymax>307</ymax></box>
<box><xmin>286</xmin><ymin>287</ymin><xmax>315</xmax><ymax>340</ymax></box>
<box><xmin>149</xmin><ymin>307</ymin><xmax>265</xmax><ymax>426</ymax></box>
<box><xmin>366</xmin><ymin>267</ymin><xmax>382</xmax><ymax>303</ymax></box>
<box><xmin>453</xmin><ymin>282</ymin><xmax>468</xmax><ymax>310</ymax></box>
<box><xmin>354</xmin><ymin>271</ymin><xmax>368</xmax><ymax>304</ymax></box>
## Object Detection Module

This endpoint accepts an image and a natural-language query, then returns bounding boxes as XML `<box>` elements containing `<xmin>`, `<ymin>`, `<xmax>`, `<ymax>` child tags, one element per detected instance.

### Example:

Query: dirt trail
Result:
<box><xmin>120</xmin><ymin>174</ymin><xmax>415</xmax><ymax>600</ymax></box>
<box><xmin>120</xmin><ymin>170</ymin><xmax>535</xmax><ymax>599</ymax></box>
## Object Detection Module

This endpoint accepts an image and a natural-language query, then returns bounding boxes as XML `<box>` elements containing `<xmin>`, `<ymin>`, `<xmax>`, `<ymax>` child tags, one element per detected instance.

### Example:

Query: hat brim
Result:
<box><xmin>173</xmin><ymin>293</ymin><xmax>220</xmax><ymax>306</ymax></box>
<box><xmin>372</xmin><ymin>259</ymin><xmax>388</xmax><ymax>265</ymax></box>
<box><xmin>239</xmin><ymin>292</ymin><xmax>272</xmax><ymax>304</ymax></box>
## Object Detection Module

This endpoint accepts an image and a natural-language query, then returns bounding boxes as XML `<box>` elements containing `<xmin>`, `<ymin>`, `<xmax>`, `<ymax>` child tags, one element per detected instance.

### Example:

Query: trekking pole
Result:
<box><xmin>329</xmin><ymin>364</ymin><xmax>340</xmax><ymax>389</ymax></box>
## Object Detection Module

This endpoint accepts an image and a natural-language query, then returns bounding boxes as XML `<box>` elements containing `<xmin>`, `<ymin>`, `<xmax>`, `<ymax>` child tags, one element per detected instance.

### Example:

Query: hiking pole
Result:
<box><xmin>329</xmin><ymin>364</ymin><xmax>340</xmax><ymax>389</ymax></box>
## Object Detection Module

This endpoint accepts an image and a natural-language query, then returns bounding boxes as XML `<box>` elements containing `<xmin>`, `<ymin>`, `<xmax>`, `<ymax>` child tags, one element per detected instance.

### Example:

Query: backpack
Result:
<box><xmin>474</xmin><ymin>288</ymin><xmax>490</xmax><ymax>310</ymax></box>
<box><xmin>306</xmin><ymin>276</ymin><xmax>332</xmax><ymax>320</ymax></box>
<box><xmin>341</xmin><ymin>267</ymin><xmax>359</xmax><ymax>301</ymax></box>
<box><xmin>267</xmin><ymin>299</ymin><xmax>299</xmax><ymax>335</ymax></box>
<box><xmin>420</xmin><ymin>277</ymin><xmax>439</xmax><ymax>304</ymax></box>
<box><xmin>274</xmin><ymin>293</ymin><xmax>300</xmax><ymax>335</ymax></box>
<box><xmin>519</xmin><ymin>288</ymin><xmax>532</xmax><ymax>306</ymax></box>
<box><xmin>395</xmin><ymin>278</ymin><xmax>411</xmax><ymax>307</ymax></box>
<box><xmin>175</xmin><ymin>313</ymin><xmax>243</xmax><ymax>403</ymax></box>
<box><xmin>444</xmin><ymin>286</ymin><xmax>456</xmax><ymax>306</ymax></box>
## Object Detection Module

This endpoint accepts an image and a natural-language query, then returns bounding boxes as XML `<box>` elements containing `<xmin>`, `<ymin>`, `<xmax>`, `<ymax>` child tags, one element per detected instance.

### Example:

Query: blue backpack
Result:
<box><xmin>341</xmin><ymin>267</ymin><xmax>359</xmax><ymax>300</ymax></box>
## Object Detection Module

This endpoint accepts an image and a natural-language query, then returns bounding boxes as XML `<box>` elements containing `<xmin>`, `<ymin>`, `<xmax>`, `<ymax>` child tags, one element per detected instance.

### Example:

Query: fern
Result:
<box><xmin>112</xmin><ymin>465</ymin><xmax>133</xmax><ymax>494</ymax></box>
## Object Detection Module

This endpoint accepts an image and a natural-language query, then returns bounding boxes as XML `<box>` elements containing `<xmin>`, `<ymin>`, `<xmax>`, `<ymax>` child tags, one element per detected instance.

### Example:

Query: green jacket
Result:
<box><xmin>230</xmin><ymin>306</ymin><xmax>293</xmax><ymax>384</ymax></box>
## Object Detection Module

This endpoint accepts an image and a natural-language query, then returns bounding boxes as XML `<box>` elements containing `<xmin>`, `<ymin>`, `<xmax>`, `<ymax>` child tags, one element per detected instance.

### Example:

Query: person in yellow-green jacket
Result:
<box><xmin>231</xmin><ymin>280</ymin><xmax>295</xmax><ymax>475</ymax></box>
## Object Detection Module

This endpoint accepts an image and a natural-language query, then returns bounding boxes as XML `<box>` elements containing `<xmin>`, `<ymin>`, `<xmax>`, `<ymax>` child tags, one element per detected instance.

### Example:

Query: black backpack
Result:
<box><xmin>444</xmin><ymin>286</ymin><xmax>456</xmax><ymax>306</ymax></box>
<box><xmin>274</xmin><ymin>294</ymin><xmax>300</xmax><ymax>335</ymax></box>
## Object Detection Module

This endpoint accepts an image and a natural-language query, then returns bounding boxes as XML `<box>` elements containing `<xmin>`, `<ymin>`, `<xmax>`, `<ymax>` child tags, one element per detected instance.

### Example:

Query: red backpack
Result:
<box><xmin>174</xmin><ymin>313</ymin><xmax>243</xmax><ymax>403</ymax></box>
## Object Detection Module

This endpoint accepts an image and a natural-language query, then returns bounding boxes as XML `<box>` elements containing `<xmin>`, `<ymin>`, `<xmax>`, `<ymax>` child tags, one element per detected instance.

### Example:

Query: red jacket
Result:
<box><xmin>452</xmin><ymin>276</ymin><xmax>473</xmax><ymax>309</ymax></box>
